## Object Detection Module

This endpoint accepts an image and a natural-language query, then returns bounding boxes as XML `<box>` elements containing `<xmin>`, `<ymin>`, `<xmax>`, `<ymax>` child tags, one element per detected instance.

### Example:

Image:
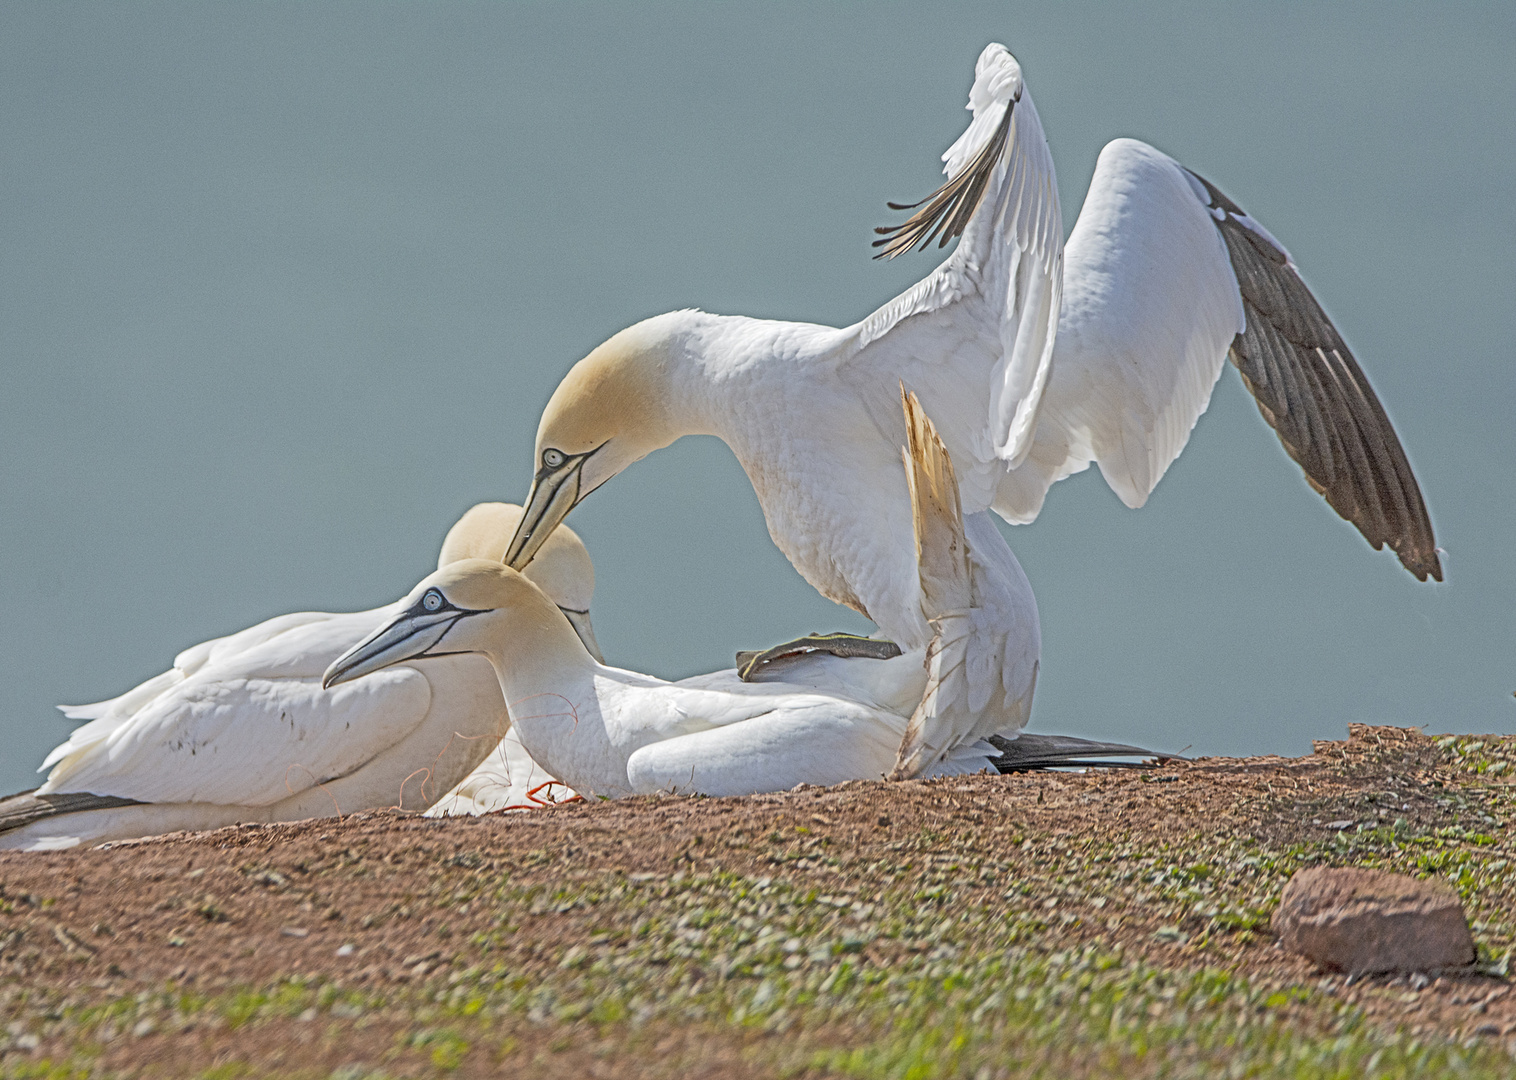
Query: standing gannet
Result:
<box><xmin>498</xmin><ymin>44</ymin><xmax>1440</xmax><ymax>772</ymax></box>
<box><xmin>0</xmin><ymin>503</ymin><xmax>598</xmax><ymax>851</ymax></box>
<box><xmin>328</xmin><ymin>394</ymin><xmax>1027</xmax><ymax>795</ymax></box>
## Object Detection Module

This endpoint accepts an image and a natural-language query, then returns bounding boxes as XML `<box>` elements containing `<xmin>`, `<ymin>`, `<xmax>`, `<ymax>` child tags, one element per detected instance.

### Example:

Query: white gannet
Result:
<box><xmin>0</xmin><ymin>503</ymin><xmax>598</xmax><ymax>851</ymax></box>
<box><xmin>327</xmin><ymin>393</ymin><xmax>1031</xmax><ymax>796</ymax></box>
<box><xmin>498</xmin><ymin>44</ymin><xmax>1440</xmax><ymax>772</ymax></box>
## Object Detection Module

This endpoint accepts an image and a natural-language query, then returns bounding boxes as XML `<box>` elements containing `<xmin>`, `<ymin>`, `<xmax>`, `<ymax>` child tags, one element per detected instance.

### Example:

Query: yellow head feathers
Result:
<box><xmin>535</xmin><ymin>318</ymin><xmax>683</xmax><ymax>481</ymax></box>
<box><xmin>438</xmin><ymin>502</ymin><xmax>595</xmax><ymax>611</ymax></box>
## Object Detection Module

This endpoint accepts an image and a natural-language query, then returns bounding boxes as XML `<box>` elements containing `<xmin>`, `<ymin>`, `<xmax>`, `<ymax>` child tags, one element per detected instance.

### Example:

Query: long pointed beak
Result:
<box><xmin>323</xmin><ymin>609</ymin><xmax>466</xmax><ymax>689</ymax></box>
<box><xmin>503</xmin><ymin>458</ymin><xmax>585</xmax><ymax>570</ymax></box>
<box><xmin>560</xmin><ymin>607</ymin><xmax>605</xmax><ymax>663</ymax></box>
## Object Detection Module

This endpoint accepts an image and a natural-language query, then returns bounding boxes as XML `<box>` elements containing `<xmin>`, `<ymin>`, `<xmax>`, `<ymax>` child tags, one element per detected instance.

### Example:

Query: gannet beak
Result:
<box><xmin>560</xmin><ymin>607</ymin><xmax>605</xmax><ymax>663</ymax></box>
<box><xmin>504</xmin><ymin>451</ymin><xmax>595</xmax><ymax>570</ymax></box>
<box><xmin>323</xmin><ymin>605</ymin><xmax>470</xmax><ymax>689</ymax></box>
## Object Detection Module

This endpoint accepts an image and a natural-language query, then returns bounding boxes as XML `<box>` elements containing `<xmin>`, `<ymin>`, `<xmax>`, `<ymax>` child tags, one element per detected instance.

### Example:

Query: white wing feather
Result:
<box><xmin>49</xmin><ymin>608</ymin><xmax>387</xmax><ymax>767</ymax></box>
<box><xmin>842</xmin><ymin>43</ymin><xmax>1063</xmax><ymax>513</ymax></box>
<box><xmin>993</xmin><ymin>138</ymin><xmax>1246</xmax><ymax>521</ymax></box>
<box><xmin>39</xmin><ymin>611</ymin><xmax>434</xmax><ymax>806</ymax></box>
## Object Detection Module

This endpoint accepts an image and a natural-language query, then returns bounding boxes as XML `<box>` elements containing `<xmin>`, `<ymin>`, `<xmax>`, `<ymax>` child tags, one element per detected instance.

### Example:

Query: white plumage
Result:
<box><xmin>503</xmin><ymin>43</ymin><xmax>1438</xmax><ymax>775</ymax></box>
<box><xmin>0</xmin><ymin>503</ymin><xmax>596</xmax><ymax>850</ymax></box>
<box><xmin>993</xmin><ymin>139</ymin><xmax>1246</xmax><ymax>518</ymax></box>
<box><xmin>331</xmin><ymin>395</ymin><xmax>1008</xmax><ymax>797</ymax></box>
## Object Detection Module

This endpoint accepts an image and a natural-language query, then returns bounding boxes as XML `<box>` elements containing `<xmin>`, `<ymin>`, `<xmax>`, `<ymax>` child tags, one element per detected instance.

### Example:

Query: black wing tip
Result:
<box><xmin>1399</xmin><ymin>546</ymin><xmax>1443</xmax><ymax>583</ymax></box>
<box><xmin>1203</xmin><ymin>170</ymin><xmax>1442</xmax><ymax>587</ymax></box>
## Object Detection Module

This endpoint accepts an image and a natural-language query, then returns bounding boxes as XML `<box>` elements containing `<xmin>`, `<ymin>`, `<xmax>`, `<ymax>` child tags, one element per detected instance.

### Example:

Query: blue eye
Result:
<box><xmin>542</xmin><ymin>448</ymin><xmax>566</xmax><ymax>468</ymax></box>
<box><xmin>422</xmin><ymin>589</ymin><xmax>444</xmax><ymax>612</ymax></box>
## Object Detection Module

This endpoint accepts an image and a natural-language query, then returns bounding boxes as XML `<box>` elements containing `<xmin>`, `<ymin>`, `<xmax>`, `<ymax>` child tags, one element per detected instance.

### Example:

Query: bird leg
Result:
<box><xmin>736</xmin><ymin>632</ymin><xmax>902</xmax><ymax>683</ymax></box>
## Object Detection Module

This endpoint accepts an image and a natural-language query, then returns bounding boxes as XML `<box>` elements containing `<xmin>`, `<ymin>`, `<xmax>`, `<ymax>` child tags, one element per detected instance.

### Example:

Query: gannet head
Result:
<box><xmin>504</xmin><ymin>317</ymin><xmax>684</xmax><ymax>570</ymax></box>
<box><xmin>323</xmin><ymin>559</ymin><xmax>579</xmax><ymax>689</ymax></box>
<box><xmin>438</xmin><ymin>501</ymin><xmax>603</xmax><ymax>661</ymax></box>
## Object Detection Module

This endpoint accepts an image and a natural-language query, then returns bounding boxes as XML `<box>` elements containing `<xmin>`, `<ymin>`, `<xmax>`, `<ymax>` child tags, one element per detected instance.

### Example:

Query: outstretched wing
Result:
<box><xmin>892</xmin><ymin>391</ymin><xmax>1039</xmax><ymax>778</ymax></box>
<box><xmin>1196</xmin><ymin>171</ymin><xmax>1440</xmax><ymax>581</ymax></box>
<box><xmin>994</xmin><ymin>138</ymin><xmax>1439</xmax><ymax>581</ymax></box>
<box><xmin>839</xmin><ymin>43</ymin><xmax>1063</xmax><ymax>514</ymax></box>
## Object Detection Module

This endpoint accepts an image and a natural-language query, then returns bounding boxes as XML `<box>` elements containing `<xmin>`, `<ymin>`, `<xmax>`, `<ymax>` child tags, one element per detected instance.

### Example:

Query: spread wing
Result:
<box><xmin>39</xmin><ymin>611</ymin><xmax>434</xmax><ymax>807</ymax></box>
<box><xmin>838</xmin><ymin>43</ymin><xmax>1063</xmax><ymax>514</ymax></box>
<box><xmin>994</xmin><ymin>138</ymin><xmax>1440</xmax><ymax>581</ymax></box>
<box><xmin>892</xmin><ymin>391</ymin><xmax>1039</xmax><ymax>778</ymax></box>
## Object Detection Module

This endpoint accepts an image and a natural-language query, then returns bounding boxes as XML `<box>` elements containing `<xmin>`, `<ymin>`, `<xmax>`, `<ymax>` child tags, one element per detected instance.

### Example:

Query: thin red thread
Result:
<box><xmin>392</xmin><ymin>767</ymin><xmax>433</xmax><ymax>810</ymax></box>
<box><xmin>283</xmin><ymin>763</ymin><xmax>343</xmax><ymax>820</ymax></box>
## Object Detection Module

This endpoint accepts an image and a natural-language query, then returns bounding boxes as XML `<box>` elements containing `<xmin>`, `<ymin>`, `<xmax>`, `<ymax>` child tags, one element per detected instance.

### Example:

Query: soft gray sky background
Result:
<box><xmin>2</xmin><ymin>2</ymin><xmax>1512</xmax><ymax>793</ymax></box>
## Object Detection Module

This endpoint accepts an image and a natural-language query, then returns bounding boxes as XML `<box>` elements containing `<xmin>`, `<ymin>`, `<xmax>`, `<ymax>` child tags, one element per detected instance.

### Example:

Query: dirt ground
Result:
<box><xmin>1</xmin><ymin>724</ymin><xmax>1513</xmax><ymax>1079</ymax></box>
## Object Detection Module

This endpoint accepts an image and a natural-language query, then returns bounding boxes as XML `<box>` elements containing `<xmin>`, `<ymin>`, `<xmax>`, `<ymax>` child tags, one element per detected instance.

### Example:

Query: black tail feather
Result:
<box><xmin>986</xmin><ymin>733</ymin><xmax>1182</xmax><ymax>773</ymax></box>
<box><xmin>0</xmin><ymin>790</ymin><xmax>142</xmax><ymax>835</ymax></box>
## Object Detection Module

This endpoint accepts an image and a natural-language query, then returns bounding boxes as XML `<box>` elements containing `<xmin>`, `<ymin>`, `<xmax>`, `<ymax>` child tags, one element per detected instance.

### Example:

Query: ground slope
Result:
<box><xmin>0</xmin><ymin>724</ymin><xmax>1513</xmax><ymax>1079</ymax></box>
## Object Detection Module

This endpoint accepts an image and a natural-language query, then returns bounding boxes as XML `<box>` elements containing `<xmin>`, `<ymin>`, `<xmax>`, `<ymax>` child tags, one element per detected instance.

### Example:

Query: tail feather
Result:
<box><xmin>892</xmin><ymin>388</ymin><xmax>976</xmax><ymax>778</ymax></box>
<box><xmin>986</xmin><ymin>732</ymin><xmax>1182</xmax><ymax>772</ymax></box>
<box><xmin>0</xmin><ymin>790</ymin><xmax>143</xmax><ymax>836</ymax></box>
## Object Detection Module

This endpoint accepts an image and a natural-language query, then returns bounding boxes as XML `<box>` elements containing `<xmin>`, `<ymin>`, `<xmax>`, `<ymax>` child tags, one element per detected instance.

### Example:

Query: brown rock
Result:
<box><xmin>1274</xmin><ymin>866</ymin><xmax>1475</xmax><ymax>975</ymax></box>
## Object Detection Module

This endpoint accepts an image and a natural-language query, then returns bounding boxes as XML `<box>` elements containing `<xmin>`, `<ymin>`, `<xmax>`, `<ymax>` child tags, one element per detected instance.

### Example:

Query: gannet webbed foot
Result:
<box><xmin>736</xmin><ymin>632</ymin><xmax>902</xmax><ymax>683</ymax></box>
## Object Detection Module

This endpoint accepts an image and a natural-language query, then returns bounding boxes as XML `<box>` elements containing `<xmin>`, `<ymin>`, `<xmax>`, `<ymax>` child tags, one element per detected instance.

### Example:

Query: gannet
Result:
<box><xmin>0</xmin><ymin>503</ymin><xmax>597</xmax><ymax>851</ymax></box>
<box><xmin>328</xmin><ymin>394</ymin><xmax>1041</xmax><ymax>795</ymax></box>
<box><xmin>499</xmin><ymin>44</ymin><xmax>1440</xmax><ymax>771</ymax></box>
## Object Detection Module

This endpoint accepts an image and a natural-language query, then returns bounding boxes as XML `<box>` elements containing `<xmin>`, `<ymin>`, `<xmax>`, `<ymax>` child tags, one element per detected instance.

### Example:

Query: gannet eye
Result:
<box><xmin>422</xmin><ymin>589</ymin><xmax>445</xmax><ymax>612</ymax></box>
<box><xmin>542</xmin><ymin>448</ymin><xmax>566</xmax><ymax>469</ymax></box>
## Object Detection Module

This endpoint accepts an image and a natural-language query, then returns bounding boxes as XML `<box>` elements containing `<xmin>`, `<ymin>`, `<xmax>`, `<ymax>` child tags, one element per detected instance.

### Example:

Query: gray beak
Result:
<box><xmin>323</xmin><ymin>608</ymin><xmax>467</xmax><ymax>689</ymax></box>
<box><xmin>560</xmin><ymin>607</ymin><xmax>605</xmax><ymax>663</ymax></box>
<box><xmin>503</xmin><ymin>453</ymin><xmax>593</xmax><ymax>570</ymax></box>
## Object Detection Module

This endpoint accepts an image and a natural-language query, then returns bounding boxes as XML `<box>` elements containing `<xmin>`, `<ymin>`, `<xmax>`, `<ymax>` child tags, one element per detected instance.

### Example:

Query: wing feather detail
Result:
<box><xmin>0</xmin><ymin>790</ymin><xmax>142</xmax><ymax>836</ymax></box>
<box><xmin>994</xmin><ymin>138</ymin><xmax>1439</xmax><ymax>583</ymax></box>
<box><xmin>846</xmin><ymin>43</ymin><xmax>1063</xmax><ymax>486</ymax></box>
<box><xmin>873</xmin><ymin>99</ymin><xmax>1016</xmax><ymax>259</ymax></box>
<box><xmin>1188</xmin><ymin>170</ymin><xmax>1442</xmax><ymax>581</ymax></box>
<box><xmin>38</xmin><ymin>614</ymin><xmax>435</xmax><ymax>807</ymax></box>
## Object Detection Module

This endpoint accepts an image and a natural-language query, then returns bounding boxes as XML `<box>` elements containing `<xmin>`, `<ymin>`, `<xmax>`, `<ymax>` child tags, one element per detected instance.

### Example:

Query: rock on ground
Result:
<box><xmin>1274</xmin><ymin>866</ymin><xmax>1476</xmax><ymax>975</ymax></box>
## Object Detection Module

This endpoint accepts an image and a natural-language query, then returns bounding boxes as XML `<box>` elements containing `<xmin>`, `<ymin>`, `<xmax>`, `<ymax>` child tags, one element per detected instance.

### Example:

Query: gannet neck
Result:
<box><xmin>533</xmin><ymin>310</ymin><xmax>845</xmax><ymax>496</ymax></box>
<box><xmin>421</xmin><ymin>564</ymin><xmax>597</xmax><ymax>687</ymax></box>
<box><xmin>455</xmin><ymin>572</ymin><xmax>628</xmax><ymax>794</ymax></box>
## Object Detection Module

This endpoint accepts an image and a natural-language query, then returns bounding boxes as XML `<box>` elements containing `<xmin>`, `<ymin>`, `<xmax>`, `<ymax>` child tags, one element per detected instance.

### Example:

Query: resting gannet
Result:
<box><xmin>328</xmin><ymin>394</ymin><xmax>1036</xmax><ymax>795</ymax></box>
<box><xmin>0</xmin><ymin>503</ymin><xmax>597</xmax><ymax>850</ymax></box>
<box><xmin>500</xmin><ymin>43</ymin><xmax>1440</xmax><ymax>771</ymax></box>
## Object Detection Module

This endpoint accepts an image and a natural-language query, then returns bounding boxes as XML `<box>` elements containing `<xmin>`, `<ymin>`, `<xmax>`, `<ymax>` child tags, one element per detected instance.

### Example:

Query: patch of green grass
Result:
<box><xmin>12</xmin><ymin>863</ymin><xmax>1515</xmax><ymax>1079</ymax></box>
<box><xmin>8</xmin><ymin>730</ymin><xmax>1516</xmax><ymax>1078</ymax></box>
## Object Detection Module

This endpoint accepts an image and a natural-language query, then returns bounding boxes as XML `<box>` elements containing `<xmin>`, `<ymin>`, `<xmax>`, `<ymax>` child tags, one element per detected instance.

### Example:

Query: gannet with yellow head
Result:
<box><xmin>331</xmin><ymin>394</ymin><xmax>1026</xmax><ymax>795</ymax></box>
<box><xmin>503</xmin><ymin>44</ymin><xmax>1439</xmax><ymax>772</ymax></box>
<box><xmin>0</xmin><ymin>503</ymin><xmax>598</xmax><ymax>850</ymax></box>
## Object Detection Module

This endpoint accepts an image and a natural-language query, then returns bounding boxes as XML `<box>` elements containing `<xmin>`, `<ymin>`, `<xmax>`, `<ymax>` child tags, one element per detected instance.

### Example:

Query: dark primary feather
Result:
<box><xmin>0</xmin><ymin>790</ymin><xmax>142</xmax><ymax>835</ymax></box>
<box><xmin>1186</xmin><ymin>170</ymin><xmax>1442</xmax><ymax>582</ymax></box>
<box><xmin>872</xmin><ymin>100</ymin><xmax>1017</xmax><ymax>260</ymax></box>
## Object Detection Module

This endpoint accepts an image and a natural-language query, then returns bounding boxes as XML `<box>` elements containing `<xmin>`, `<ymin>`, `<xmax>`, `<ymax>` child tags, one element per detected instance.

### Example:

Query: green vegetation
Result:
<box><xmin>0</xmin><ymin>727</ymin><xmax>1512</xmax><ymax>1078</ymax></box>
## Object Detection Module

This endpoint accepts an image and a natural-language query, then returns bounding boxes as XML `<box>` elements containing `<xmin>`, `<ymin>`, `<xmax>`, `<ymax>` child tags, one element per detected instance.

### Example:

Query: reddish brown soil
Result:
<box><xmin>0</xmin><ymin>724</ymin><xmax>1511</xmax><ymax>1078</ymax></box>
